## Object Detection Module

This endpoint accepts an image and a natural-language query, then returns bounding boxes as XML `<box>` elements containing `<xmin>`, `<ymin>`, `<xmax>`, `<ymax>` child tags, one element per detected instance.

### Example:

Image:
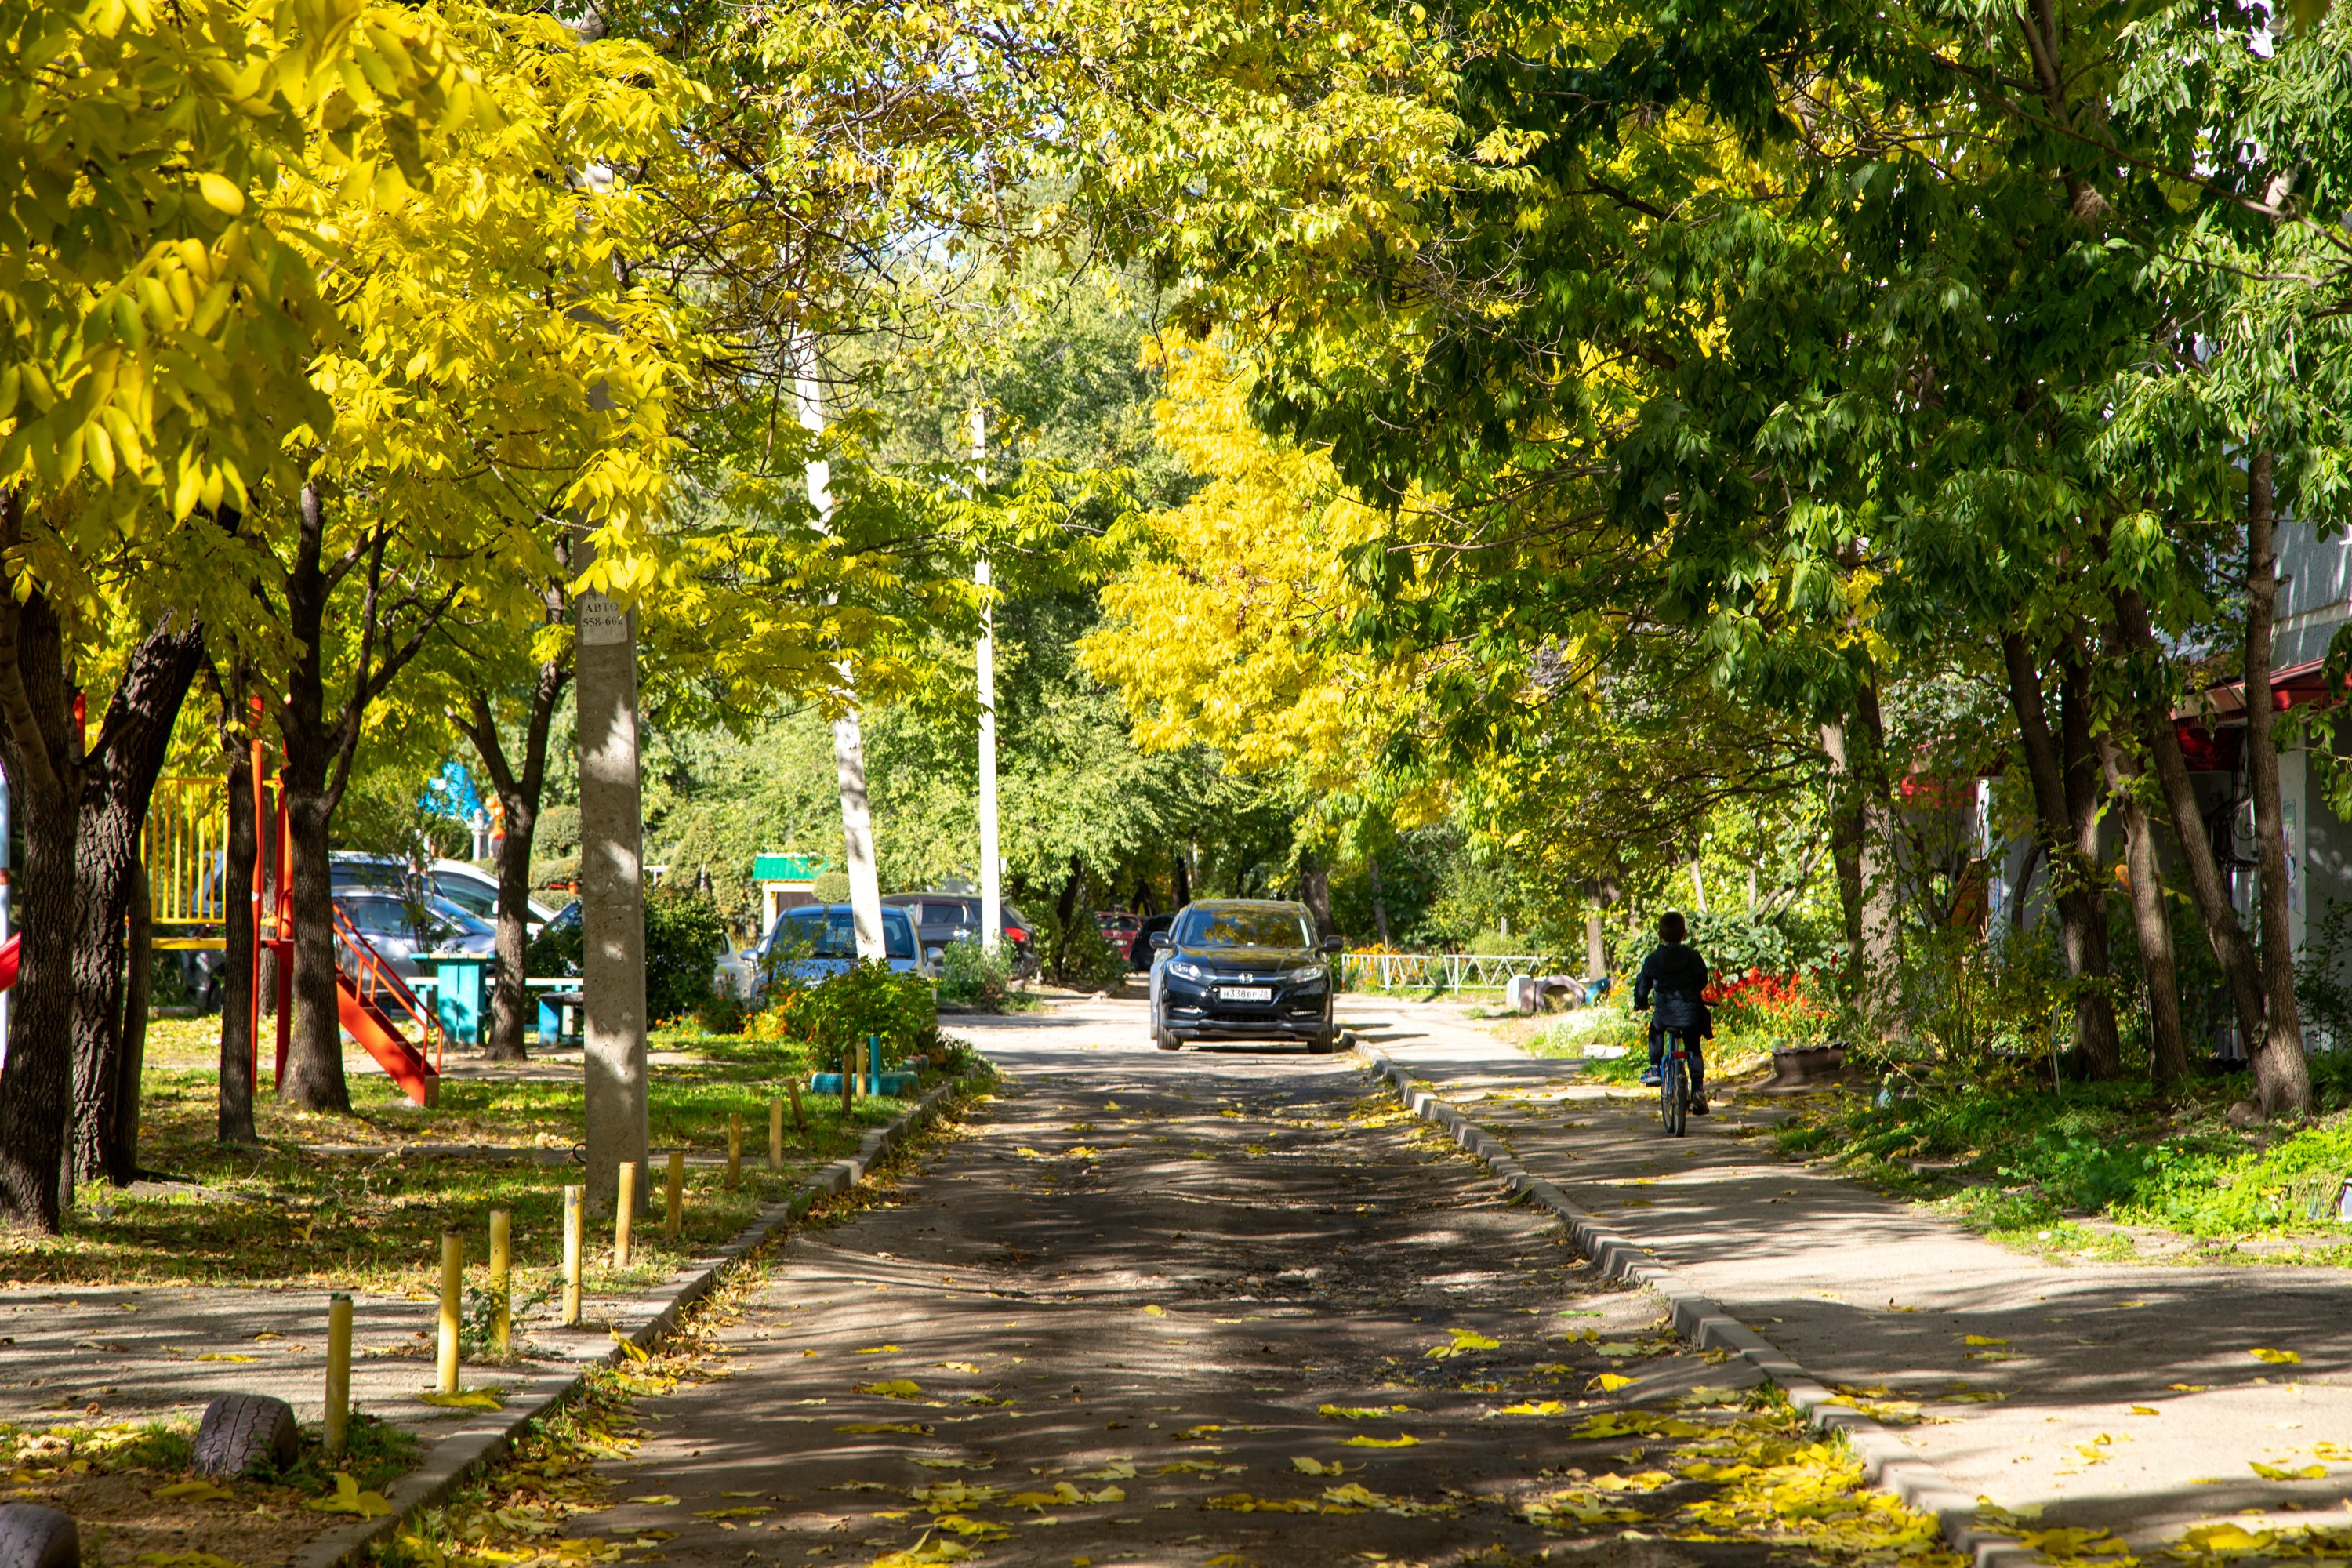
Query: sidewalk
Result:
<box><xmin>1338</xmin><ymin>996</ymin><xmax>2352</xmax><ymax>1546</ymax></box>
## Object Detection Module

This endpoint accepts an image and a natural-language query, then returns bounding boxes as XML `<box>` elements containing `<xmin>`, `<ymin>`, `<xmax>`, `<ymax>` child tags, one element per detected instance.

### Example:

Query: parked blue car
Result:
<box><xmin>747</xmin><ymin>902</ymin><xmax>925</xmax><ymax>995</ymax></box>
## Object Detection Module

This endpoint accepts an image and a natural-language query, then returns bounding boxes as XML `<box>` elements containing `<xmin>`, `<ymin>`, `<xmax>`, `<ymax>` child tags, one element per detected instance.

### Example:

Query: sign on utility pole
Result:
<box><xmin>972</xmin><ymin>407</ymin><xmax>1002</xmax><ymax>952</ymax></box>
<box><xmin>575</xmin><ymin>534</ymin><xmax>648</xmax><ymax>1217</ymax></box>
<box><xmin>795</xmin><ymin>352</ymin><xmax>885</xmax><ymax>961</ymax></box>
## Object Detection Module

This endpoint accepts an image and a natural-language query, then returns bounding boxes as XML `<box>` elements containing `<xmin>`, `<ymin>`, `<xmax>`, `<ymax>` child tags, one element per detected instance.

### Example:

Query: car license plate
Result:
<box><xmin>1218</xmin><ymin>985</ymin><xmax>1272</xmax><ymax>1003</ymax></box>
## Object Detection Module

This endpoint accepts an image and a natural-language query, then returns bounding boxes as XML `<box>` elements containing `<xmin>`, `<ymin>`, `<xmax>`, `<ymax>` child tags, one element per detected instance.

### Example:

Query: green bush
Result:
<box><xmin>525</xmin><ymin>909</ymin><xmax>583</xmax><ymax>978</ymax></box>
<box><xmin>646</xmin><ymin>887</ymin><xmax>730</xmax><ymax>1025</ymax></box>
<box><xmin>1044</xmin><ymin>911</ymin><xmax>1127</xmax><ymax>990</ymax></box>
<box><xmin>938</xmin><ymin>937</ymin><xmax>1014</xmax><ymax>1010</ymax></box>
<box><xmin>802</xmin><ymin>959</ymin><xmax>938</xmax><ymax>1066</ymax></box>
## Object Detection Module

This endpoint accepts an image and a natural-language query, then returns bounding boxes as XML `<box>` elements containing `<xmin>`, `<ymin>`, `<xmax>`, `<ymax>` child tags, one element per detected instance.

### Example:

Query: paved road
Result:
<box><xmin>1343</xmin><ymin>994</ymin><xmax>2352</xmax><ymax>1546</ymax></box>
<box><xmin>559</xmin><ymin>1005</ymin><xmax>1809</xmax><ymax>1566</ymax></box>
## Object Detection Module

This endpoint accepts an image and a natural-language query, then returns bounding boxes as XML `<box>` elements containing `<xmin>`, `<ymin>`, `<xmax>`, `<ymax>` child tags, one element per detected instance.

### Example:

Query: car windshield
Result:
<box><xmin>1176</xmin><ymin>906</ymin><xmax>1313</xmax><ymax>949</ymax></box>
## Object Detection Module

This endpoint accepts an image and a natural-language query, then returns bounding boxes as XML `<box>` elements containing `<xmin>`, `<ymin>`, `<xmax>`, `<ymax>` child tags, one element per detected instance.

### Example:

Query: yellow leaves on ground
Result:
<box><xmin>855</xmin><ymin>1345</ymin><xmax>902</xmax><ymax>1355</ymax></box>
<box><xmin>626</xmin><ymin>1496</ymin><xmax>679</xmax><ymax>1506</ymax></box>
<box><xmin>856</xmin><ymin>1380</ymin><xmax>924</xmax><ymax>1399</ymax></box>
<box><xmin>1340</xmin><ymin>1435</ymin><xmax>1420</xmax><ymax>1448</ymax></box>
<box><xmin>1425</xmin><ymin>1328</ymin><xmax>1500</xmax><ymax>1359</ymax></box>
<box><xmin>2129</xmin><ymin>1405</ymin><xmax>2159</xmax><ymax>1415</ymax></box>
<box><xmin>1142</xmin><ymin>1305</ymin><xmax>1165</xmax><ymax>1316</ymax></box>
<box><xmin>1588</xmin><ymin>1374</ymin><xmax>1635</xmax><ymax>1393</ymax></box>
<box><xmin>2249</xmin><ymin>1461</ymin><xmax>2327</xmax><ymax>1480</ymax></box>
<box><xmin>908</xmin><ymin>1482</ymin><xmax>998</xmax><ymax>1510</ymax></box>
<box><xmin>307</xmin><ymin>1473</ymin><xmax>394</xmax><ymax>1519</ymax></box>
<box><xmin>194</xmin><ymin>1353</ymin><xmax>260</xmax><ymax>1363</ymax></box>
<box><xmin>2249</xmin><ymin>1348</ymin><xmax>2302</xmax><ymax>1364</ymax></box>
<box><xmin>1961</xmin><ymin>1335</ymin><xmax>2009</xmax><ymax>1346</ymax></box>
<box><xmin>1498</xmin><ymin>1400</ymin><xmax>1570</xmax><ymax>1416</ymax></box>
<box><xmin>1290</xmin><ymin>1457</ymin><xmax>1347</xmax><ymax>1475</ymax></box>
<box><xmin>1002</xmin><ymin>1482</ymin><xmax>1123</xmax><ymax>1508</ymax></box>
<box><xmin>1156</xmin><ymin>1459</ymin><xmax>1246</xmax><ymax>1475</ymax></box>
<box><xmin>838</xmin><ymin>1423</ymin><xmax>933</xmax><ymax>1436</ymax></box>
<box><xmin>419</xmin><ymin>1388</ymin><xmax>506</xmax><ymax>1410</ymax></box>
<box><xmin>153</xmin><ymin>1481</ymin><xmax>235</xmax><ymax>1502</ymax></box>
<box><xmin>1571</xmin><ymin>1412</ymin><xmax>1703</xmax><ymax>1440</ymax></box>
<box><xmin>1317</xmin><ymin>1404</ymin><xmax>1410</xmax><ymax>1420</ymax></box>
<box><xmin>1204</xmin><ymin>1483</ymin><xmax>1446</xmax><ymax>1516</ymax></box>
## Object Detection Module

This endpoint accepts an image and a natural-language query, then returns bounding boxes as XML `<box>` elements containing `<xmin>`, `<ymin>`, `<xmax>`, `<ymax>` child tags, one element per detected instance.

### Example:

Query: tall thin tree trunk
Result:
<box><xmin>2115</xmin><ymin>589</ymin><xmax>2266</xmax><ymax>1058</ymax></box>
<box><xmin>110</xmin><ymin>861</ymin><xmax>151</xmax><ymax>1177</ymax></box>
<box><xmin>2000</xmin><ymin>630</ymin><xmax>2123</xmax><ymax>1078</ymax></box>
<box><xmin>2098</xmin><ymin>731</ymin><xmax>2189</xmax><ymax>1088</ymax></box>
<box><xmin>0</xmin><ymin>574</ymin><xmax>83</xmax><ymax>1232</ymax></box>
<box><xmin>70</xmin><ymin>615</ymin><xmax>204</xmax><ymax>1182</ymax></box>
<box><xmin>460</xmin><ymin>642</ymin><xmax>570</xmax><ymax>1062</ymax></box>
<box><xmin>2242</xmin><ymin>451</ymin><xmax>2314</xmax><ymax>1116</ymax></box>
<box><xmin>1368</xmin><ymin>854</ymin><xmax>1392</xmax><ymax>946</ymax></box>
<box><xmin>1299</xmin><ymin>850</ymin><xmax>1334</xmax><ymax>938</ymax></box>
<box><xmin>1172</xmin><ymin>846</ymin><xmax>1191</xmax><ymax>909</ymax></box>
<box><xmin>277</xmin><ymin>483</ymin><xmax>350</xmax><ymax>1112</ymax></box>
<box><xmin>1822</xmin><ymin>688</ymin><xmax>1900</xmax><ymax>1023</ymax></box>
<box><xmin>216</xmin><ymin>691</ymin><xmax>258</xmax><ymax>1145</ymax></box>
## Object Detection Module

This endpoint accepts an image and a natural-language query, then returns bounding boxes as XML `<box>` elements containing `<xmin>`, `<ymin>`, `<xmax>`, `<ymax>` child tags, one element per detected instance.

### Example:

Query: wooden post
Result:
<box><xmin>726</xmin><ymin>1113</ymin><xmax>742</xmax><ymax>1190</ymax></box>
<box><xmin>561</xmin><ymin>1185</ymin><xmax>583</xmax><ymax>1326</ymax></box>
<box><xmin>786</xmin><ymin>1079</ymin><xmax>806</xmax><ymax>1137</ymax></box>
<box><xmin>487</xmin><ymin>1209</ymin><xmax>512</xmax><ymax>1356</ymax></box>
<box><xmin>325</xmin><ymin>1293</ymin><xmax>353</xmax><ymax>1457</ymax></box>
<box><xmin>615</xmin><ymin>1161</ymin><xmax>638</xmax><ymax>1267</ymax></box>
<box><xmin>437</xmin><ymin>1231</ymin><xmax>463</xmax><ymax>1394</ymax></box>
<box><xmin>840</xmin><ymin>1047</ymin><xmax>855</xmax><ymax>1117</ymax></box>
<box><xmin>768</xmin><ymin>1097</ymin><xmax>784</xmax><ymax>1170</ymax></box>
<box><xmin>665</xmin><ymin>1149</ymin><xmax>683</xmax><ymax>1241</ymax></box>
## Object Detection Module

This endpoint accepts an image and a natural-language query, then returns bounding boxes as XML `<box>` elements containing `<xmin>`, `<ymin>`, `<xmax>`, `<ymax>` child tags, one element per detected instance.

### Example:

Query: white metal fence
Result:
<box><xmin>1338</xmin><ymin>952</ymin><xmax>1573</xmax><ymax>993</ymax></box>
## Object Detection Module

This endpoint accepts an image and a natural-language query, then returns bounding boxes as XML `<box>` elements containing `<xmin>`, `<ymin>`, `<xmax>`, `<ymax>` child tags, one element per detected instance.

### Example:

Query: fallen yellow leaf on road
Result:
<box><xmin>626</xmin><ymin>1496</ymin><xmax>679</xmax><ymax>1506</ymax></box>
<box><xmin>857</xmin><ymin>1380</ymin><xmax>924</xmax><ymax>1399</ymax></box>
<box><xmin>2129</xmin><ymin>1406</ymin><xmax>2158</xmax><ymax>1415</ymax></box>
<box><xmin>1962</xmin><ymin>1335</ymin><xmax>2008</xmax><ymax>1347</ymax></box>
<box><xmin>855</xmin><ymin>1345</ymin><xmax>902</xmax><ymax>1355</ymax></box>
<box><xmin>194</xmin><ymin>1354</ymin><xmax>259</xmax><ymax>1363</ymax></box>
<box><xmin>418</xmin><ymin>1389</ymin><xmax>506</xmax><ymax>1410</ymax></box>
<box><xmin>154</xmin><ymin>1482</ymin><xmax>235</xmax><ymax>1502</ymax></box>
<box><xmin>2167</xmin><ymin>1383</ymin><xmax>2209</xmax><ymax>1392</ymax></box>
<box><xmin>1142</xmin><ymin>1305</ymin><xmax>1164</xmax><ymax>1316</ymax></box>
<box><xmin>1425</xmin><ymin>1329</ymin><xmax>1500</xmax><ymax>1359</ymax></box>
<box><xmin>1341</xmin><ymin>1435</ymin><xmax>1419</xmax><ymax>1448</ymax></box>
<box><xmin>2251</xmin><ymin>1461</ymin><xmax>2326</xmax><ymax>1480</ymax></box>
<box><xmin>1291</xmin><ymin>1457</ymin><xmax>1345</xmax><ymax>1475</ymax></box>
<box><xmin>1588</xmin><ymin>1374</ymin><xmax>1634</xmax><ymax>1393</ymax></box>
<box><xmin>2250</xmin><ymin>1348</ymin><xmax>2302</xmax><ymax>1364</ymax></box>
<box><xmin>1499</xmin><ymin>1401</ymin><xmax>1568</xmax><ymax>1416</ymax></box>
<box><xmin>1318</xmin><ymin>1405</ymin><xmax>1410</xmax><ymax>1421</ymax></box>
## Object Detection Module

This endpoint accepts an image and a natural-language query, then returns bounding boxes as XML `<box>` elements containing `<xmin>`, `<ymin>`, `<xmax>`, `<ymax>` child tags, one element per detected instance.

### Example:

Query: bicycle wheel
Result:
<box><xmin>1661</xmin><ymin>1053</ymin><xmax>1686</xmax><ymax>1137</ymax></box>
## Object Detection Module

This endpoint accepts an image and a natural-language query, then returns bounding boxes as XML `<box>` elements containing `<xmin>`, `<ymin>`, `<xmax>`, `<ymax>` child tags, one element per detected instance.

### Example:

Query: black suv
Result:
<box><xmin>1146</xmin><ymin>899</ymin><xmax>1342</xmax><ymax>1054</ymax></box>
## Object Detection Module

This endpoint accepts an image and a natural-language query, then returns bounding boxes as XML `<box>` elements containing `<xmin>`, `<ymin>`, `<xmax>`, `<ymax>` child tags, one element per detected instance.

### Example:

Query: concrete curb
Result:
<box><xmin>293</xmin><ymin>1067</ymin><xmax>989</xmax><ymax>1568</ymax></box>
<box><xmin>1355</xmin><ymin>1045</ymin><xmax>2034</xmax><ymax>1568</ymax></box>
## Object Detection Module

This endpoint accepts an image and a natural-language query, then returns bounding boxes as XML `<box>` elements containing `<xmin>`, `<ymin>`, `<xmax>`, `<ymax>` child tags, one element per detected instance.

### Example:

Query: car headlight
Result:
<box><xmin>1289</xmin><ymin>965</ymin><xmax>1329</xmax><ymax>991</ymax></box>
<box><xmin>1167</xmin><ymin>958</ymin><xmax>1208</xmax><ymax>983</ymax></box>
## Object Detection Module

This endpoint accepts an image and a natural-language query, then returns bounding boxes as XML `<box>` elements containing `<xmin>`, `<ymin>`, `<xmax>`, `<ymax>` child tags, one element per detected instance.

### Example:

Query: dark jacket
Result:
<box><xmin>1634</xmin><ymin>942</ymin><xmax>1709</xmax><ymax>1031</ymax></box>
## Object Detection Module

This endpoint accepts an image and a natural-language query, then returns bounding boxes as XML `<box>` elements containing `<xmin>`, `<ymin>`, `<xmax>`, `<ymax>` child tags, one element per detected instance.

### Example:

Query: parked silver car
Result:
<box><xmin>337</xmin><ymin>891</ymin><xmax>496</xmax><ymax>980</ymax></box>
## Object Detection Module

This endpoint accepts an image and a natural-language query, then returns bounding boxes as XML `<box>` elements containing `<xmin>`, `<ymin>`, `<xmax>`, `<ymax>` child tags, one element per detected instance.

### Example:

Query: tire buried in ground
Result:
<box><xmin>193</xmin><ymin>1392</ymin><xmax>299</xmax><ymax>1477</ymax></box>
<box><xmin>0</xmin><ymin>1504</ymin><xmax>79</xmax><ymax>1568</ymax></box>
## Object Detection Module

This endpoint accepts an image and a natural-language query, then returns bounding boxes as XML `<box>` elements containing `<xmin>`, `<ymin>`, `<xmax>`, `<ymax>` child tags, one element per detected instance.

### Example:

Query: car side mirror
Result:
<box><xmin>1145</xmin><ymin>932</ymin><xmax>1167</xmax><ymax>950</ymax></box>
<box><xmin>1319</xmin><ymin>936</ymin><xmax>1345</xmax><ymax>954</ymax></box>
<box><xmin>925</xmin><ymin>946</ymin><xmax>944</xmax><ymax>964</ymax></box>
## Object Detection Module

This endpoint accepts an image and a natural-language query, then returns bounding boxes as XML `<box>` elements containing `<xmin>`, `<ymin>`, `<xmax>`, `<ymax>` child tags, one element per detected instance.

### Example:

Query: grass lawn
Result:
<box><xmin>1773</xmin><ymin>1054</ymin><xmax>2352</xmax><ymax>1261</ymax></box>
<box><xmin>2</xmin><ymin>1019</ymin><xmax>983</xmax><ymax>1298</ymax></box>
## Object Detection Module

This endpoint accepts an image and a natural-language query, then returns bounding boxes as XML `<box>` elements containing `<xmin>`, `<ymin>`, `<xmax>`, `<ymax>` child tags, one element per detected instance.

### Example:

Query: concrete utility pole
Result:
<box><xmin>574</xmin><ymin>532</ymin><xmax>648</xmax><ymax>1216</ymax></box>
<box><xmin>795</xmin><ymin>353</ymin><xmax>885</xmax><ymax>961</ymax></box>
<box><xmin>972</xmin><ymin>407</ymin><xmax>1002</xmax><ymax>952</ymax></box>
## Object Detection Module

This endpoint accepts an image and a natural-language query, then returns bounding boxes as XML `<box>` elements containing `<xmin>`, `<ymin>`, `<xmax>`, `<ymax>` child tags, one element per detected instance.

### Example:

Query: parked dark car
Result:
<box><xmin>1146</xmin><ymin>899</ymin><xmax>1342</xmax><ymax>1054</ymax></box>
<box><xmin>1127</xmin><ymin>913</ymin><xmax>1174</xmax><ymax>972</ymax></box>
<box><xmin>879</xmin><ymin>892</ymin><xmax>1039</xmax><ymax>975</ymax></box>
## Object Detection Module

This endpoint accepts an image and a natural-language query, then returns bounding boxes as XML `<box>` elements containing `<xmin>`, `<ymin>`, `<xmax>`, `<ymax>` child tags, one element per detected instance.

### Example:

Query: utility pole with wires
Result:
<box><xmin>972</xmin><ymin>406</ymin><xmax>1003</xmax><ymax>953</ymax></box>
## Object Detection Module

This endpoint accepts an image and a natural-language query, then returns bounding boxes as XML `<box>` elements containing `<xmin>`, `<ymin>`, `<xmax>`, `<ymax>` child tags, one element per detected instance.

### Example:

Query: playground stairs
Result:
<box><xmin>335</xmin><ymin>971</ymin><xmax>440</xmax><ymax>1106</ymax></box>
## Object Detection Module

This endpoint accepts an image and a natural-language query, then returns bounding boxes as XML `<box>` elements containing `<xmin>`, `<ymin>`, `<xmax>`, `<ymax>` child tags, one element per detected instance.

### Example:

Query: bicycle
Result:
<box><xmin>1659</xmin><ymin>1026</ymin><xmax>1693</xmax><ymax>1138</ymax></box>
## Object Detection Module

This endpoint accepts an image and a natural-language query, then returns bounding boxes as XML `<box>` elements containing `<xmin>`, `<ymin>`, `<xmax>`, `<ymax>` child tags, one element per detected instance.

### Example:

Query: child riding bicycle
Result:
<box><xmin>1633</xmin><ymin>910</ymin><xmax>1711</xmax><ymax>1116</ymax></box>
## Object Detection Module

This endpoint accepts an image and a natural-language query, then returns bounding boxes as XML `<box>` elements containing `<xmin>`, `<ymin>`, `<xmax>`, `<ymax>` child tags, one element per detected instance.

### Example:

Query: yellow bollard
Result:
<box><xmin>615</xmin><ymin>1161</ymin><xmax>638</xmax><ymax>1268</ymax></box>
<box><xmin>786</xmin><ymin>1080</ymin><xmax>807</xmax><ymax>1138</ymax></box>
<box><xmin>325</xmin><ymin>1293</ymin><xmax>353</xmax><ymax>1457</ymax></box>
<box><xmin>437</xmin><ymin>1231</ymin><xmax>463</xmax><ymax>1394</ymax></box>
<box><xmin>727</xmin><ymin>1113</ymin><xmax>742</xmax><ymax>1191</ymax></box>
<box><xmin>769</xmin><ymin>1097</ymin><xmax>784</xmax><ymax>1171</ymax></box>
<box><xmin>488</xmin><ymin>1209</ymin><xmax>512</xmax><ymax>1357</ymax></box>
<box><xmin>561</xmin><ymin>1185</ymin><xmax>583</xmax><ymax>1327</ymax></box>
<box><xmin>666</xmin><ymin>1149</ymin><xmax>684</xmax><ymax>1241</ymax></box>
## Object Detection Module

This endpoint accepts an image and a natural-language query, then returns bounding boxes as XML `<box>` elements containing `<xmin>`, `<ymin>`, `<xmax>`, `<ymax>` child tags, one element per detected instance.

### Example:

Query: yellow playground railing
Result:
<box><xmin>144</xmin><ymin>775</ymin><xmax>230</xmax><ymax>950</ymax></box>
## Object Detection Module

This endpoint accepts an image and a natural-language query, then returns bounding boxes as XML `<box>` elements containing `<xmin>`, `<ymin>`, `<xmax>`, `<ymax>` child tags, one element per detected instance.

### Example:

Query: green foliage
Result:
<box><xmin>525</xmin><ymin>910</ymin><xmax>583</xmax><ymax>981</ymax></box>
<box><xmin>2296</xmin><ymin>899</ymin><xmax>2352</xmax><ymax>1053</ymax></box>
<box><xmin>645</xmin><ymin>887</ymin><xmax>728</xmax><ymax>1025</ymax></box>
<box><xmin>800</xmin><ymin>960</ymin><xmax>937</xmax><ymax>1065</ymax></box>
<box><xmin>810</xmin><ymin>870</ymin><xmax>852</xmax><ymax>902</ymax></box>
<box><xmin>936</xmin><ymin>938</ymin><xmax>1015</xmax><ymax>1010</ymax></box>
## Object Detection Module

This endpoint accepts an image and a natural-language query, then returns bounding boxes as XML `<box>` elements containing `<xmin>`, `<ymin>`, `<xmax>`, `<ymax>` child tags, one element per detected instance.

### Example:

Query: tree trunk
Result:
<box><xmin>110</xmin><ymin>861</ymin><xmax>151</xmax><ymax>1177</ymax></box>
<box><xmin>1054</xmin><ymin>857</ymin><xmax>1085</xmax><ymax>978</ymax></box>
<box><xmin>216</xmin><ymin>688</ymin><xmax>258</xmax><ymax>1145</ymax></box>
<box><xmin>1298</xmin><ymin>851</ymin><xmax>1334</xmax><ymax>938</ymax></box>
<box><xmin>2115</xmin><ymin>588</ymin><xmax>2266</xmax><ymax>1058</ymax></box>
<box><xmin>1368</xmin><ymin>854</ymin><xmax>1392</xmax><ymax>946</ymax></box>
<box><xmin>2000</xmin><ymin>631</ymin><xmax>2123</xmax><ymax>1078</ymax></box>
<box><xmin>70</xmin><ymin>615</ymin><xmax>204</xmax><ymax>1183</ymax></box>
<box><xmin>276</xmin><ymin>484</ymin><xmax>350</xmax><ymax>1112</ymax></box>
<box><xmin>1821</xmin><ymin>690</ymin><xmax>1900</xmax><ymax>1023</ymax></box>
<box><xmin>2098</xmin><ymin>730</ymin><xmax>2190</xmax><ymax>1088</ymax></box>
<box><xmin>0</xmin><ymin>577</ymin><xmax>83</xmax><ymax>1232</ymax></box>
<box><xmin>1172</xmin><ymin>845</ymin><xmax>1191</xmax><ymax>909</ymax></box>
<box><xmin>459</xmin><ymin>647</ymin><xmax>570</xmax><ymax>1062</ymax></box>
<box><xmin>2242</xmin><ymin>451</ymin><xmax>2314</xmax><ymax>1116</ymax></box>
